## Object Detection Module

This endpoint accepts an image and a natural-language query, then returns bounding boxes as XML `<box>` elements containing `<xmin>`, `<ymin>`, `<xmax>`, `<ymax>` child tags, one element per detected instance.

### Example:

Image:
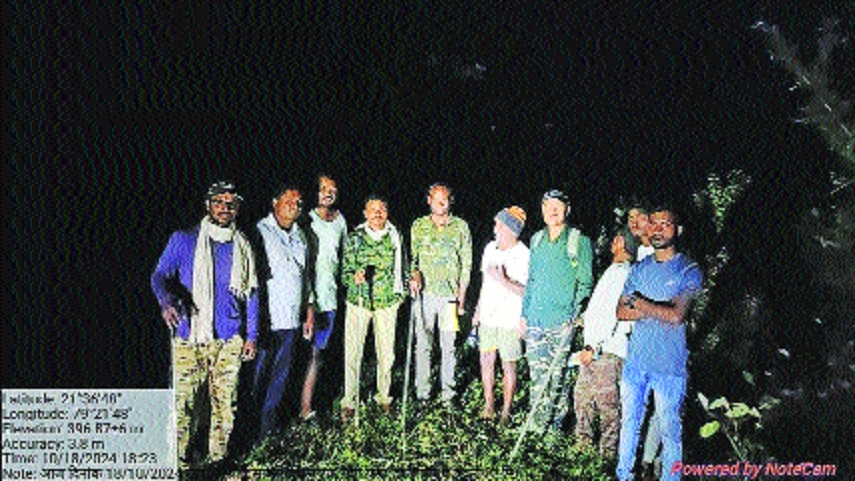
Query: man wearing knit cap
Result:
<box><xmin>572</xmin><ymin>227</ymin><xmax>639</xmax><ymax>460</ymax></box>
<box><xmin>410</xmin><ymin>183</ymin><xmax>473</xmax><ymax>404</ymax></box>
<box><xmin>521</xmin><ymin>189</ymin><xmax>594</xmax><ymax>433</ymax></box>
<box><xmin>151</xmin><ymin>181</ymin><xmax>259</xmax><ymax>468</ymax></box>
<box><xmin>472</xmin><ymin>206</ymin><xmax>530</xmax><ymax>426</ymax></box>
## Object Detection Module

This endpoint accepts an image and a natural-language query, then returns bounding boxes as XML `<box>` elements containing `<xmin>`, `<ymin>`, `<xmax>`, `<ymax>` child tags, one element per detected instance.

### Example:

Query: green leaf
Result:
<box><xmin>700</xmin><ymin>421</ymin><xmax>721</xmax><ymax>438</ymax></box>
<box><xmin>709</xmin><ymin>397</ymin><xmax>729</xmax><ymax>410</ymax></box>
<box><xmin>750</xmin><ymin>407</ymin><xmax>762</xmax><ymax>419</ymax></box>
<box><xmin>698</xmin><ymin>392</ymin><xmax>709</xmax><ymax>410</ymax></box>
<box><xmin>758</xmin><ymin>396</ymin><xmax>781</xmax><ymax>410</ymax></box>
<box><xmin>726</xmin><ymin>402</ymin><xmax>751</xmax><ymax>419</ymax></box>
<box><xmin>742</xmin><ymin>371</ymin><xmax>755</xmax><ymax>386</ymax></box>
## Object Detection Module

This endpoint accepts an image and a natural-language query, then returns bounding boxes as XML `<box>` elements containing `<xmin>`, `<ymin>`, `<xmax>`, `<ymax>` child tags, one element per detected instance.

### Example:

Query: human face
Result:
<box><xmin>428</xmin><ymin>186</ymin><xmax>451</xmax><ymax>217</ymax></box>
<box><xmin>207</xmin><ymin>192</ymin><xmax>239</xmax><ymax>227</ymax></box>
<box><xmin>541</xmin><ymin>198</ymin><xmax>567</xmax><ymax>228</ymax></box>
<box><xmin>627</xmin><ymin>208</ymin><xmax>649</xmax><ymax>238</ymax></box>
<box><xmin>493</xmin><ymin>219</ymin><xmax>516</xmax><ymax>249</ymax></box>
<box><xmin>649</xmin><ymin>211</ymin><xmax>677</xmax><ymax>249</ymax></box>
<box><xmin>318</xmin><ymin>176</ymin><xmax>338</xmax><ymax>208</ymax></box>
<box><xmin>364</xmin><ymin>199</ymin><xmax>388</xmax><ymax>231</ymax></box>
<box><xmin>272</xmin><ymin>189</ymin><xmax>303</xmax><ymax>228</ymax></box>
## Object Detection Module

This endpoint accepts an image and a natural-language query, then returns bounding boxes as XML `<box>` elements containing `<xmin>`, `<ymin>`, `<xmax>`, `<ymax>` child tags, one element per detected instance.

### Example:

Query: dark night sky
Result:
<box><xmin>5</xmin><ymin>1</ymin><xmax>851</xmax><ymax>389</ymax></box>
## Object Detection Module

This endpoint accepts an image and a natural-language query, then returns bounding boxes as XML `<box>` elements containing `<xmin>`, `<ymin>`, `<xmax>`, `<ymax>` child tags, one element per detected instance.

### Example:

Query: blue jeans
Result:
<box><xmin>617</xmin><ymin>363</ymin><xmax>686</xmax><ymax>481</ymax></box>
<box><xmin>253</xmin><ymin>328</ymin><xmax>298</xmax><ymax>438</ymax></box>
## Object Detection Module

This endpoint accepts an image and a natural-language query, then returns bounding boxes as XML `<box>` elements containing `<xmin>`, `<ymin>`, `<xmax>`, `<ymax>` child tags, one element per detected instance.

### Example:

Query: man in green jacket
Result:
<box><xmin>341</xmin><ymin>195</ymin><xmax>405</xmax><ymax>422</ymax></box>
<box><xmin>520</xmin><ymin>189</ymin><xmax>593</xmax><ymax>432</ymax></box>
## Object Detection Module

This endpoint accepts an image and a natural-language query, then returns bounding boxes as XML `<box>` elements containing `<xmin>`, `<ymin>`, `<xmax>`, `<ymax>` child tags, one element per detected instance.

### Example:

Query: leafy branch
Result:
<box><xmin>753</xmin><ymin>18</ymin><xmax>855</xmax><ymax>167</ymax></box>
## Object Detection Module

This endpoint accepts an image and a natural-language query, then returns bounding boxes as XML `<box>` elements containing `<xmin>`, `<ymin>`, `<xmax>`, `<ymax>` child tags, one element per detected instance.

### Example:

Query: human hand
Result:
<box><xmin>409</xmin><ymin>272</ymin><xmax>422</xmax><ymax>297</ymax></box>
<box><xmin>517</xmin><ymin>317</ymin><xmax>527</xmax><ymax>339</ymax></box>
<box><xmin>241</xmin><ymin>341</ymin><xmax>256</xmax><ymax>361</ymax></box>
<box><xmin>161</xmin><ymin>305</ymin><xmax>180</xmax><ymax>331</ymax></box>
<box><xmin>303</xmin><ymin>317</ymin><xmax>314</xmax><ymax>340</ymax></box>
<box><xmin>579</xmin><ymin>348</ymin><xmax>594</xmax><ymax>367</ymax></box>
<box><xmin>354</xmin><ymin>270</ymin><xmax>366</xmax><ymax>285</ymax></box>
<box><xmin>486</xmin><ymin>264</ymin><xmax>505</xmax><ymax>283</ymax></box>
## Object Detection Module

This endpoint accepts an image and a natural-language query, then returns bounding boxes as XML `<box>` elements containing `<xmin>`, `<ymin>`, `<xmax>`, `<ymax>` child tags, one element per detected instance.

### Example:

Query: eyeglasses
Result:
<box><xmin>210</xmin><ymin>199</ymin><xmax>239</xmax><ymax>210</ymax></box>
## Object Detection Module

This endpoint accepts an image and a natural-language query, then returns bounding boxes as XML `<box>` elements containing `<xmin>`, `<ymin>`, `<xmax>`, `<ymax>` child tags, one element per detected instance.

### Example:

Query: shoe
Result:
<box><xmin>341</xmin><ymin>407</ymin><xmax>355</xmax><ymax>424</ymax></box>
<box><xmin>480</xmin><ymin>408</ymin><xmax>496</xmax><ymax>420</ymax></box>
<box><xmin>380</xmin><ymin>403</ymin><xmax>392</xmax><ymax>414</ymax></box>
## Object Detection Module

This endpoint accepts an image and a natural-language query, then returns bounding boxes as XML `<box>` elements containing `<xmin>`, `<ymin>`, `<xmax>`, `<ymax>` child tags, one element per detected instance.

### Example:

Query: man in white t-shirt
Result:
<box><xmin>472</xmin><ymin>206</ymin><xmax>529</xmax><ymax>426</ymax></box>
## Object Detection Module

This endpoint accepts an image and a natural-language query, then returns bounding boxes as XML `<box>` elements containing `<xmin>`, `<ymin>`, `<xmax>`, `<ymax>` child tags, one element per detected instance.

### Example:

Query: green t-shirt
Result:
<box><xmin>522</xmin><ymin>226</ymin><xmax>593</xmax><ymax>328</ymax></box>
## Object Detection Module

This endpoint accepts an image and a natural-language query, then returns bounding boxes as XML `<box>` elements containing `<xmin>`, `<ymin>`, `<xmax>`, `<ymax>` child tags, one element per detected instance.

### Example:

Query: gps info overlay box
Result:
<box><xmin>2</xmin><ymin>390</ymin><xmax>177</xmax><ymax>480</ymax></box>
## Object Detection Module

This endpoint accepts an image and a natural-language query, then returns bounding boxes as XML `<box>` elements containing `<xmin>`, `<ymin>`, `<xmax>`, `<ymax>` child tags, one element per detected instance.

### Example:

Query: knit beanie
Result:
<box><xmin>496</xmin><ymin>206</ymin><xmax>526</xmax><ymax>236</ymax></box>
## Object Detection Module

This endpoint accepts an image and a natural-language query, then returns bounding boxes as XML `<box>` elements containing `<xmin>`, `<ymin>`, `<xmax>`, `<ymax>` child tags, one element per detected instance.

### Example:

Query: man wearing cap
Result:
<box><xmin>409</xmin><ymin>183</ymin><xmax>473</xmax><ymax>404</ymax></box>
<box><xmin>472</xmin><ymin>206</ymin><xmax>529</xmax><ymax>426</ymax></box>
<box><xmin>249</xmin><ymin>184</ymin><xmax>314</xmax><ymax>439</ymax></box>
<box><xmin>299</xmin><ymin>174</ymin><xmax>347</xmax><ymax>422</ymax></box>
<box><xmin>615</xmin><ymin>206</ymin><xmax>703</xmax><ymax>481</ymax></box>
<box><xmin>151</xmin><ymin>181</ymin><xmax>258</xmax><ymax>467</ymax></box>
<box><xmin>520</xmin><ymin>189</ymin><xmax>593</xmax><ymax>432</ymax></box>
<box><xmin>572</xmin><ymin>228</ymin><xmax>639</xmax><ymax>460</ymax></box>
<box><xmin>341</xmin><ymin>195</ymin><xmax>406</xmax><ymax>421</ymax></box>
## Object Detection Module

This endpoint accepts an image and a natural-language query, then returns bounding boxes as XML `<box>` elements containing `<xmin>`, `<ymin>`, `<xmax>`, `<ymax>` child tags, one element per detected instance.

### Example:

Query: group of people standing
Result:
<box><xmin>151</xmin><ymin>177</ymin><xmax>702</xmax><ymax>480</ymax></box>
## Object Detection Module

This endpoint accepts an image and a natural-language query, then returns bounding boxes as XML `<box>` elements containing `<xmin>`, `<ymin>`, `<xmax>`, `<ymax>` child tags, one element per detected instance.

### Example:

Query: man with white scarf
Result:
<box><xmin>340</xmin><ymin>195</ymin><xmax>405</xmax><ymax>422</ymax></box>
<box><xmin>151</xmin><ymin>181</ymin><xmax>258</xmax><ymax>468</ymax></box>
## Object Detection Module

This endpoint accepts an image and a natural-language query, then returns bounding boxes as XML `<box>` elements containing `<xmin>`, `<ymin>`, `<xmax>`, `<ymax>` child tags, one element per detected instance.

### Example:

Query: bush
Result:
<box><xmin>225</xmin><ymin>376</ymin><xmax>611</xmax><ymax>480</ymax></box>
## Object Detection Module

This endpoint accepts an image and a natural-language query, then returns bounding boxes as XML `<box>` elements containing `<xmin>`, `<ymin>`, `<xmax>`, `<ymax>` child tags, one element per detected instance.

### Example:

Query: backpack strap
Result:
<box><xmin>566</xmin><ymin>227</ymin><xmax>580</xmax><ymax>261</ymax></box>
<box><xmin>531</xmin><ymin>230</ymin><xmax>545</xmax><ymax>249</ymax></box>
<box><xmin>532</xmin><ymin>227</ymin><xmax>581</xmax><ymax>261</ymax></box>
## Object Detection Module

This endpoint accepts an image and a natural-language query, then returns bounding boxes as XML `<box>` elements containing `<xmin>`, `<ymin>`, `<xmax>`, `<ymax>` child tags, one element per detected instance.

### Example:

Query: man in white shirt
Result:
<box><xmin>251</xmin><ymin>184</ymin><xmax>314</xmax><ymax>439</ymax></box>
<box><xmin>573</xmin><ymin>227</ymin><xmax>639</xmax><ymax>459</ymax></box>
<box><xmin>472</xmin><ymin>206</ymin><xmax>529</xmax><ymax>426</ymax></box>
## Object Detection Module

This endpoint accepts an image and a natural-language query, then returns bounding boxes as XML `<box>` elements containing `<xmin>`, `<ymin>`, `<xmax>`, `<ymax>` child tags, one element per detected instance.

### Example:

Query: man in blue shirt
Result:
<box><xmin>615</xmin><ymin>206</ymin><xmax>703</xmax><ymax>481</ymax></box>
<box><xmin>151</xmin><ymin>181</ymin><xmax>259</xmax><ymax>468</ymax></box>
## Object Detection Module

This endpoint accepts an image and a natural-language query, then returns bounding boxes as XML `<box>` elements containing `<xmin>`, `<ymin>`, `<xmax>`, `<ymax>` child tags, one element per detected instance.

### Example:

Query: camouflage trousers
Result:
<box><xmin>173</xmin><ymin>335</ymin><xmax>242</xmax><ymax>466</ymax></box>
<box><xmin>525</xmin><ymin>325</ymin><xmax>573</xmax><ymax>432</ymax></box>
<box><xmin>573</xmin><ymin>353</ymin><xmax>622</xmax><ymax>458</ymax></box>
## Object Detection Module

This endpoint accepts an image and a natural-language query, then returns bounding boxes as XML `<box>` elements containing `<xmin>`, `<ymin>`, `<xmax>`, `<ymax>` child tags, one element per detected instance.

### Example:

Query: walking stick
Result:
<box><xmin>510</xmin><ymin>322</ymin><xmax>577</xmax><ymax>460</ymax></box>
<box><xmin>401</xmin><ymin>292</ymin><xmax>419</xmax><ymax>455</ymax></box>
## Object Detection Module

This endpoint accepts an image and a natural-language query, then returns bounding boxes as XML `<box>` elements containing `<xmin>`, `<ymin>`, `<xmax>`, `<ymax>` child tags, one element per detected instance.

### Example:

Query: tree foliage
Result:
<box><xmin>753</xmin><ymin>18</ymin><xmax>855</xmax><ymax>167</ymax></box>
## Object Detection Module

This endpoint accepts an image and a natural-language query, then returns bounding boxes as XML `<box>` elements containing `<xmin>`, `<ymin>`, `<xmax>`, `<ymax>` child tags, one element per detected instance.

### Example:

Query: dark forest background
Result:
<box><xmin>5</xmin><ymin>0</ymin><xmax>853</xmax><ymax>474</ymax></box>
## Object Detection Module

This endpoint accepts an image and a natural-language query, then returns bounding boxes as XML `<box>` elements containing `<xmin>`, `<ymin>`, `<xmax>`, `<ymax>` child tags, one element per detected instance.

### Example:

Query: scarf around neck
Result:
<box><xmin>357</xmin><ymin>222</ymin><xmax>405</xmax><ymax>296</ymax></box>
<box><xmin>190</xmin><ymin>217</ymin><xmax>258</xmax><ymax>343</ymax></box>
